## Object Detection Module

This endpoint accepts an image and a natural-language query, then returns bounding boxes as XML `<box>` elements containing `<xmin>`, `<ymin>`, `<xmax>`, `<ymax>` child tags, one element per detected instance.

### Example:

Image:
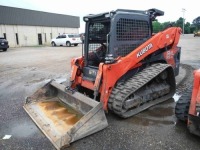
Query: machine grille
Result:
<box><xmin>114</xmin><ymin>18</ymin><xmax>150</xmax><ymax>57</ymax></box>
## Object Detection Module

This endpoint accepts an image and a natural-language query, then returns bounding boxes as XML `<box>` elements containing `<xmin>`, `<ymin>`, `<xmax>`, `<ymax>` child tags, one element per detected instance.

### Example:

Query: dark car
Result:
<box><xmin>0</xmin><ymin>37</ymin><xmax>9</xmax><ymax>51</ymax></box>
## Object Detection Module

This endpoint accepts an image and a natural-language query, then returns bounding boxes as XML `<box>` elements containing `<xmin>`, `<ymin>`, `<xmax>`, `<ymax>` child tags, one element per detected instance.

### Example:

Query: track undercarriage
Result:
<box><xmin>108</xmin><ymin>63</ymin><xmax>176</xmax><ymax>118</ymax></box>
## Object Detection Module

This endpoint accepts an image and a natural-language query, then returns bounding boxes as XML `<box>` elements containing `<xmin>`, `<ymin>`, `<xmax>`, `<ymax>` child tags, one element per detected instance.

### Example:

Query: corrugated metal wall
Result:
<box><xmin>0</xmin><ymin>5</ymin><xmax>80</xmax><ymax>28</ymax></box>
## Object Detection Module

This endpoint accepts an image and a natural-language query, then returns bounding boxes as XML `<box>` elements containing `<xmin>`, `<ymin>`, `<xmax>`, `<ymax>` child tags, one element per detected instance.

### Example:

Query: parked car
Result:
<box><xmin>51</xmin><ymin>34</ymin><xmax>82</xmax><ymax>47</ymax></box>
<box><xmin>0</xmin><ymin>37</ymin><xmax>9</xmax><ymax>51</ymax></box>
<box><xmin>194</xmin><ymin>31</ymin><xmax>200</xmax><ymax>37</ymax></box>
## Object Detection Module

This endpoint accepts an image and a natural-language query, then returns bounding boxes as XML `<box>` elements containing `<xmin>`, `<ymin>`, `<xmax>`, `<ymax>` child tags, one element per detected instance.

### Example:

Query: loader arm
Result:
<box><xmin>129</xmin><ymin>27</ymin><xmax>181</xmax><ymax>63</ymax></box>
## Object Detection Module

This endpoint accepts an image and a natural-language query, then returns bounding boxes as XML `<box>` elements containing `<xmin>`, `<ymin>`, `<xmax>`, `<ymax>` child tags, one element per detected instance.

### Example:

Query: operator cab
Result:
<box><xmin>82</xmin><ymin>9</ymin><xmax>164</xmax><ymax>81</ymax></box>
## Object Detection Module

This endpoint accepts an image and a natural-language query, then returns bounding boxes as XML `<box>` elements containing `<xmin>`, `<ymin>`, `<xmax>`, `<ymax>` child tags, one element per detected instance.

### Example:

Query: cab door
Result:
<box><xmin>55</xmin><ymin>35</ymin><xmax>61</xmax><ymax>45</ymax></box>
<box><xmin>61</xmin><ymin>34</ymin><xmax>67</xmax><ymax>45</ymax></box>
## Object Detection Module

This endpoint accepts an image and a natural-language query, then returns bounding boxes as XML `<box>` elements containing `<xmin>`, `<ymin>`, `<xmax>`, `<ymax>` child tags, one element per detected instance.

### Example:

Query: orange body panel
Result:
<box><xmin>71</xmin><ymin>27</ymin><xmax>182</xmax><ymax>110</ymax></box>
<box><xmin>189</xmin><ymin>69</ymin><xmax>200</xmax><ymax>116</ymax></box>
<box><xmin>163</xmin><ymin>47</ymin><xmax>179</xmax><ymax>67</ymax></box>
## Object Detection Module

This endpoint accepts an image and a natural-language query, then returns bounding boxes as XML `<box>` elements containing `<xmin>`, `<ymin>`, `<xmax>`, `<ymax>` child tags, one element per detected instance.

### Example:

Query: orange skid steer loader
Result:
<box><xmin>24</xmin><ymin>8</ymin><xmax>182</xmax><ymax>149</ymax></box>
<box><xmin>175</xmin><ymin>69</ymin><xmax>200</xmax><ymax>136</ymax></box>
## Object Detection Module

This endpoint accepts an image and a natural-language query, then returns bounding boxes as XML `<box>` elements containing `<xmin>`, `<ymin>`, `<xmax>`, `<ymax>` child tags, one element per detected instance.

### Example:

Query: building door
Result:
<box><xmin>38</xmin><ymin>34</ymin><xmax>42</xmax><ymax>45</ymax></box>
<box><xmin>16</xmin><ymin>33</ymin><xmax>19</xmax><ymax>45</ymax></box>
<box><xmin>3</xmin><ymin>33</ymin><xmax>6</xmax><ymax>39</ymax></box>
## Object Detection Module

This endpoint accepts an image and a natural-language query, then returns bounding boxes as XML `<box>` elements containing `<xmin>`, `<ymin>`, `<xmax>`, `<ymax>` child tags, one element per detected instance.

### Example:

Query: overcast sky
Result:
<box><xmin>0</xmin><ymin>0</ymin><xmax>198</xmax><ymax>33</ymax></box>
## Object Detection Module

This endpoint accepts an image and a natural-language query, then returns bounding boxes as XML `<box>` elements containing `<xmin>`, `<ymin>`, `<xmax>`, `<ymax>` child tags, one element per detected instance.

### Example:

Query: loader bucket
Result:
<box><xmin>23</xmin><ymin>80</ymin><xmax>108</xmax><ymax>149</ymax></box>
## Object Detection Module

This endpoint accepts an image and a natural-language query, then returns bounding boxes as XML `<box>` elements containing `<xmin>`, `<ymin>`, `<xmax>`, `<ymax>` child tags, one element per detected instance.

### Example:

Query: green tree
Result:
<box><xmin>175</xmin><ymin>17</ymin><xmax>183</xmax><ymax>28</ymax></box>
<box><xmin>152</xmin><ymin>17</ymin><xmax>195</xmax><ymax>34</ymax></box>
<box><xmin>184</xmin><ymin>22</ymin><xmax>191</xmax><ymax>34</ymax></box>
<box><xmin>174</xmin><ymin>17</ymin><xmax>191</xmax><ymax>34</ymax></box>
<box><xmin>192</xmin><ymin>16</ymin><xmax>200</xmax><ymax>31</ymax></box>
<box><xmin>162</xmin><ymin>21</ymin><xmax>176</xmax><ymax>29</ymax></box>
<box><xmin>152</xmin><ymin>21</ymin><xmax>163</xmax><ymax>33</ymax></box>
<box><xmin>190</xmin><ymin>24</ymin><xmax>196</xmax><ymax>33</ymax></box>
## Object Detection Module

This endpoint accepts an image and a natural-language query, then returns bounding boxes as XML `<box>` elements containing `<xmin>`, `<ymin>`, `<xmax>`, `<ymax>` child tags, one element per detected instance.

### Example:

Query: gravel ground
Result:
<box><xmin>0</xmin><ymin>34</ymin><xmax>200</xmax><ymax>150</ymax></box>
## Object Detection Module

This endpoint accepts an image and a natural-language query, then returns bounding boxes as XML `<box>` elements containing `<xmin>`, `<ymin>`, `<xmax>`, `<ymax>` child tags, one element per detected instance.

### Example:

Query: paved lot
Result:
<box><xmin>0</xmin><ymin>35</ymin><xmax>200</xmax><ymax>150</ymax></box>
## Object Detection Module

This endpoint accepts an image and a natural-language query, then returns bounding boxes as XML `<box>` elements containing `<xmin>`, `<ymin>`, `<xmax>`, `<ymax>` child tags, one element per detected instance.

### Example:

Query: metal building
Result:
<box><xmin>0</xmin><ymin>5</ymin><xmax>80</xmax><ymax>47</ymax></box>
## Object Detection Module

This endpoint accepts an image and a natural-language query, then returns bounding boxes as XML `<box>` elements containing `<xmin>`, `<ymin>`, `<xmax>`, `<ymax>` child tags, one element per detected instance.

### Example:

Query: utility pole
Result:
<box><xmin>182</xmin><ymin>8</ymin><xmax>186</xmax><ymax>35</ymax></box>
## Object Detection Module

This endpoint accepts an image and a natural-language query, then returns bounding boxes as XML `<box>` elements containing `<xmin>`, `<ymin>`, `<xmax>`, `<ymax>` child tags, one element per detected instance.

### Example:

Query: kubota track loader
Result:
<box><xmin>24</xmin><ymin>8</ymin><xmax>182</xmax><ymax>149</ymax></box>
<box><xmin>175</xmin><ymin>69</ymin><xmax>200</xmax><ymax>136</ymax></box>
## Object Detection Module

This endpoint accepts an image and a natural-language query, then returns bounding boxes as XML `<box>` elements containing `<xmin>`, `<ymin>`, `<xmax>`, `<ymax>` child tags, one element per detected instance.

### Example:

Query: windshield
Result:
<box><xmin>85</xmin><ymin>21</ymin><xmax>110</xmax><ymax>67</ymax></box>
<box><xmin>88</xmin><ymin>22</ymin><xmax>110</xmax><ymax>54</ymax></box>
<box><xmin>68</xmin><ymin>34</ymin><xmax>80</xmax><ymax>38</ymax></box>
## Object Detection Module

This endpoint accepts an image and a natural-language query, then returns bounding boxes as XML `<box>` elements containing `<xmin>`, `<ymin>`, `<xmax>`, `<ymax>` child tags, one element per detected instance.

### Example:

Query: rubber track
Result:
<box><xmin>176</xmin><ymin>64</ymin><xmax>194</xmax><ymax>94</ymax></box>
<box><xmin>108</xmin><ymin>63</ymin><xmax>175</xmax><ymax>118</ymax></box>
<box><xmin>175</xmin><ymin>87</ymin><xmax>192</xmax><ymax>122</ymax></box>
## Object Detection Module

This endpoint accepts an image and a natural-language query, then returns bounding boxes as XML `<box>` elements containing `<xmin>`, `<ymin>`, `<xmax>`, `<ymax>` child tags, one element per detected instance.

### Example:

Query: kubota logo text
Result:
<box><xmin>137</xmin><ymin>43</ymin><xmax>153</xmax><ymax>58</ymax></box>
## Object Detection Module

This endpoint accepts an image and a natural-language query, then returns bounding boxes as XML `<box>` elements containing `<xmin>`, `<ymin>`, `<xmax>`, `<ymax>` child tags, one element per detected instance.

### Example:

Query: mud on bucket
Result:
<box><xmin>23</xmin><ymin>80</ymin><xmax>108</xmax><ymax>149</ymax></box>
